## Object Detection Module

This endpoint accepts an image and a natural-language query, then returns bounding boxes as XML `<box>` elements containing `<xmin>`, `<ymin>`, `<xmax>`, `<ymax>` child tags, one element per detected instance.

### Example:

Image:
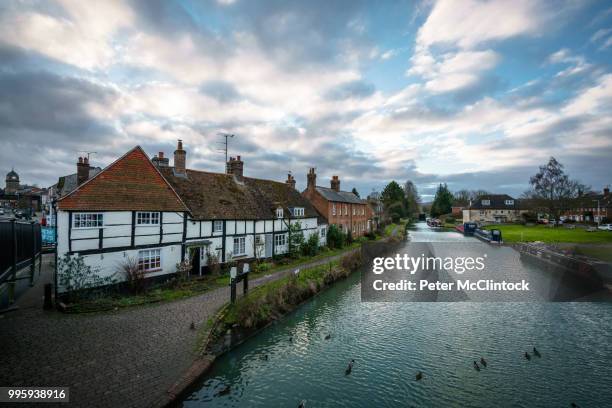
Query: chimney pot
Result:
<box><xmin>159</xmin><ymin>152</ymin><xmax>164</xmax><ymax>159</ymax></box>
<box><xmin>174</xmin><ymin>139</ymin><xmax>186</xmax><ymax>174</ymax></box>
<box><xmin>306</xmin><ymin>168</ymin><xmax>317</xmax><ymax>191</ymax></box>
<box><xmin>77</xmin><ymin>156</ymin><xmax>90</xmax><ymax>185</ymax></box>
<box><xmin>330</xmin><ymin>175</ymin><xmax>340</xmax><ymax>192</ymax></box>
<box><xmin>226</xmin><ymin>155</ymin><xmax>244</xmax><ymax>178</ymax></box>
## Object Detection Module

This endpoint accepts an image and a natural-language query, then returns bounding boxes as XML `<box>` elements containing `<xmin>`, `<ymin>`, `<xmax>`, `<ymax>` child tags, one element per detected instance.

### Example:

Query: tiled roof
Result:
<box><xmin>159</xmin><ymin>168</ymin><xmax>320</xmax><ymax>220</ymax></box>
<box><xmin>315</xmin><ymin>186</ymin><xmax>364</xmax><ymax>204</ymax></box>
<box><xmin>58</xmin><ymin>146</ymin><xmax>188</xmax><ymax>212</ymax></box>
<box><xmin>469</xmin><ymin>194</ymin><xmax>519</xmax><ymax>210</ymax></box>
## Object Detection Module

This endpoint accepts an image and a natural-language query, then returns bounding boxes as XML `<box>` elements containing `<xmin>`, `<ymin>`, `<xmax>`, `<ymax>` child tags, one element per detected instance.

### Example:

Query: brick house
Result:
<box><xmin>561</xmin><ymin>187</ymin><xmax>611</xmax><ymax>223</ymax></box>
<box><xmin>302</xmin><ymin>168</ymin><xmax>371</xmax><ymax>237</ymax></box>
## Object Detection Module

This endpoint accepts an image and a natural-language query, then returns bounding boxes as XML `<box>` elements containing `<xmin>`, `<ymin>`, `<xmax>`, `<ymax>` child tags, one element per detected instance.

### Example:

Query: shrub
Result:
<box><xmin>254</xmin><ymin>261</ymin><xmax>273</xmax><ymax>274</ymax></box>
<box><xmin>206</xmin><ymin>250</ymin><xmax>221</xmax><ymax>275</ymax></box>
<box><xmin>58</xmin><ymin>254</ymin><xmax>116</xmax><ymax>301</ymax></box>
<box><xmin>346</xmin><ymin>231</ymin><xmax>354</xmax><ymax>245</ymax></box>
<box><xmin>327</xmin><ymin>224</ymin><xmax>345</xmax><ymax>249</ymax></box>
<box><xmin>340</xmin><ymin>251</ymin><xmax>363</xmax><ymax>272</ymax></box>
<box><xmin>288</xmin><ymin>221</ymin><xmax>305</xmax><ymax>258</ymax></box>
<box><xmin>117</xmin><ymin>257</ymin><xmax>147</xmax><ymax>294</ymax></box>
<box><xmin>301</xmin><ymin>232</ymin><xmax>320</xmax><ymax>257</ymax></box>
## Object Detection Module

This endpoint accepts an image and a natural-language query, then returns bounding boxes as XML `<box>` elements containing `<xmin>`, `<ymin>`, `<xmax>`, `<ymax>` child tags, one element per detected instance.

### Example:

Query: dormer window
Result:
<box><xmin>276</xmin><ymin>208</ymin><xmax>284</xmax><ymax>219</ymax></box>
<box><xmin>505</xmin><ymin>199</ymin><xmax>514</xmax><ymax>205</ymax></box>
<box><xmin>292</xmin><ymin>207</ymin><xmax>304</xmax><ymax>217</ymax></box>
<box><xmin>481</xmin><ymin>200</ymin><xmax>491</xmax><ymax>206</ymax></box>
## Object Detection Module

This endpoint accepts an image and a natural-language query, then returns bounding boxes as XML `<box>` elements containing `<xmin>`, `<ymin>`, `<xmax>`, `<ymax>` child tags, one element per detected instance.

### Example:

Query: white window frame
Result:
<box><xmin>73</xmin><ymin>213</ymin><xmax>104</xmax><ymax>229</ymax></box>
<box><xmin>275</xmin><ymin>233</ymin><xmax>287</xmax><ymax>247</ymax></box>
<box><xmin>353</xmin><ymin>207</ymin><xmax>356</xmax><ymax>215</ymax></box>
<box><xmin>292</xmin><ymin>207</ymin><xmax>304</xmax><ymax>217</ymax></box>
<box><xmin>233</xmin><ymin>236</ymin><xmax>246</xmax><ymax>256</ymax></box>
<box><xmin>361</xmin><ymin>207</ymin><xmax>365</xmax><ymax>215</ymax></box>
<box><xmin>320</xmin><ymin>227</ymin><xmax>326</xmax><ymax>238</ymax></box>
<box><xmin>505</xmin><ymin>200</ymin><xmax>514</xmax><ymax>206</ymax></box>
<box><xmin>137</xmin><ymin>211</ymin><xmax>160</xmax><ymax>225</ymax></box>
<box><xmin>481</xmin><ymin>200</ymin><xmax>491</xmax><ymax>206</ymax></box>
<box><xmin>344</xmin><ymin>205</ymin><xmax>348</xmax><ymax>215</ymax></box>
<box><xmin>332</xmin><ymin>203</ymin><xmax>336</xmax><ymax>216</ymax></box>
<box><xmin>213</xmin><ymin>220</ymin><xmax>223</xmax><ymax>233</ymax></box>
<box><xmin>276</xmin><ymin>208</ymin><xmax>284</xmax><ymax>219</ymax></box>
<box><xmin>137</xmin><ymin>248</ymin><xmax>161</xmax><ymax>272</ymax></box>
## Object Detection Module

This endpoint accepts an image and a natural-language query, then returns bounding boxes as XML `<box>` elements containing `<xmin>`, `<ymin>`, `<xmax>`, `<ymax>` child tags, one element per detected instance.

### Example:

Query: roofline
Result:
<box><xmin>58</xmin><ymin>145</ymin><xmax>190</xmax><ymax>213</ymax></box>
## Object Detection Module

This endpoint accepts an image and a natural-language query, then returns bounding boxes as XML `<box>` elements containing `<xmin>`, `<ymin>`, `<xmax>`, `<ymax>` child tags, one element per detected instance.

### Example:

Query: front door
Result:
<box><xmin>265</xmin><ymin>234</ymin><xmax>273</xmax><ymax>258</ymax></box>
<box><xmin>191</xmin><ymin>247</ymin><xmax>201</xmax><ymax>276</ymax></box>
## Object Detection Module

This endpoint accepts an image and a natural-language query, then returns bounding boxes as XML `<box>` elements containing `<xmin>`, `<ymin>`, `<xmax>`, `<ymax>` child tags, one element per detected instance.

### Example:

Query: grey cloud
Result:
<box><xmin>325</xmin><ymin>80</ymin><xmax>375</xmax><ymax>100</ymax></box>
<box><xmin>199</xmin><ymin>80</ymin><xmax>242</xmax><ymax>103</ymax></box>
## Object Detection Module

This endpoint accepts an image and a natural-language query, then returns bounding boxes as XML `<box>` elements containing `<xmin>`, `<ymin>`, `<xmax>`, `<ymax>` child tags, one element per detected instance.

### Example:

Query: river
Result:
<box><xmin>181</xmin><ymin>222</ymin><xmax>612</xmax><ymax>407</ymax></box>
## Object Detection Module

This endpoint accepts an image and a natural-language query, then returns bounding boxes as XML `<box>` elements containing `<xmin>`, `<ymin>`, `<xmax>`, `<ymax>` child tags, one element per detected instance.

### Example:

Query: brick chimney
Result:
<box><xmin>77</xmin><ymin>156</ymin><xmax>90</xmax><ymax>185</ymax></box>
<box><xmin>306</xmin><ymin>168</ymin><xmax>316</xmax><ymax>192</ymax></box>
<box><xmin>152</xmin><ymin>151</ymin><xmax>169</xmax><ymax>167</ymax></box>
<box><xmin>174</xmin><ymin>140</ymin><xmax>186</xmax><ymax>174</ymax></box>
<box><xmin>286</xmin><ymin>173</ymin><xmax>296</xmax><ymax>189</ymax></box>
<box><xmin>226</xmin><ymin>155</ymin><xmax>244</xmax><ymax>178</ymax></box>
<box><xmin>330</xmin><ymin>175</ymin><xmax>340</xmax><ymax>192</ymax></box>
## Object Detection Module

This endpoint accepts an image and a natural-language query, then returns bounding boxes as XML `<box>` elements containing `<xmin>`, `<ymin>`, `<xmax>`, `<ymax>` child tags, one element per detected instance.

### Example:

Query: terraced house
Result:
<box><xmin>55</xmin><ymin>141</ymin><xmax>326</xmax><ymax>290</ymax></box>
<box><xmin>302</xmin><ymin>168</ymin><xmax>372</xmax><ymax>237</ymax></box>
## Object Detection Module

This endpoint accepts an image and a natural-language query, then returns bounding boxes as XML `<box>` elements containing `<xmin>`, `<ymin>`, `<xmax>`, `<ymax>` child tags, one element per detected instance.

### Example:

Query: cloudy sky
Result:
<box><xmin>0</xmin><ymin>0</ymin><xmax>611</xmax><ymax>200</ymax></box>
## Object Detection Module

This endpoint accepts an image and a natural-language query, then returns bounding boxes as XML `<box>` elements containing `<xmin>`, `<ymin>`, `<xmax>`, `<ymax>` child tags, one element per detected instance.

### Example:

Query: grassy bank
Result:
<box><xmin>209</xmin><ymin>251</ymin><xmax>363</xmax><ymax>343</ymax></box>
<box><xmin>483</xmin><ymin>224</ymin><xmax>612</xmax><ymax>244</ymax></box>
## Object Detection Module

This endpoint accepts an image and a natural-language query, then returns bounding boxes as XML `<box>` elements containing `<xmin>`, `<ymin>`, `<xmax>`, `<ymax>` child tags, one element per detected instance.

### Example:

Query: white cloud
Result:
<box><xmin>0</xmin><ymin>0</ymin><xmax>133</xmax><ymax>70</ymax></box>
<box><xmin>416</xmin><ymin>0</ymin><xmax>544</xmax><ymax>50</ymax></box>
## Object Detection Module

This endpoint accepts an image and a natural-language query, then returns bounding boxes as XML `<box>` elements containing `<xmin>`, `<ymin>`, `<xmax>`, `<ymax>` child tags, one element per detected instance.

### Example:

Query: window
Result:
<box><xmin>344</xmin><ymin>205</ymin><xmax>348</xmax><ymax>215</ymax></box>
<box><xmin>233</xmin><ymin>236</ymin><xmax>246</xmax><ymax>255</ymax></box>
<box><xmin>505</xmin><ymin>199</ymin><xmax>514</xmax><ymax>206</ymax></box>
<box><xmin>320</xmin><ymin>227</ymin><xmax>326</xmax><ymax>238</ymax></box>
<box><xmin>362</xmin><ymin>207</ymin><xmax>365</xmax><ymax>215</ymax></box>
<box><xmin>292</xmin><ymin>207</ymin><xmax>304</xmax><ymax>217</ymax></box>
<box><xmin>353</xmin><ymin>207</ymin><xmax>356</xmax><ymax>215</ymax></box>
<box><xmin>137</xmin><ymin>212</ymin><xmax>160</xmax><ymax>225</ymax></box>
<box><xmin>213</xmin><ymin>220</ymin><xmax>223</xmax><ymax>233</ymax></box>
<box><xmin>332</xmin><ymin>203</ymin><xmax>336</xmax><ymax>216</ymax></box>
<box><xmin>138</xmin><ymin>248</ymin><xmax>161</xmax><ymax>272</ymax></box>
<box><xmin>73</xmin><ymin>213</ymin><xmax>103</xmax><ymax>228</ymax></box>
<box><xmin>481</xmin><ymin>200</ymin><xmax>491</xmax><ymax>206</ymax></box>
<box><xmin>275</xmin><ymin>233</ymin><xmax>287</xmax><ymax>247</ymax></box>
<box><xmin>276</xmin><ymin>208</ymin><xmax>284</xmax><ymax>219</ymax></box>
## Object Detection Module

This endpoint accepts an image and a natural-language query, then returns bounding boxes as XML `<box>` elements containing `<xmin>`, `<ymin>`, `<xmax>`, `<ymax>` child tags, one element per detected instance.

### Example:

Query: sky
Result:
<box><xmin>0</xmin><ymin>0</ymin><xmax>611</xmax><ymax>201</ymax></box>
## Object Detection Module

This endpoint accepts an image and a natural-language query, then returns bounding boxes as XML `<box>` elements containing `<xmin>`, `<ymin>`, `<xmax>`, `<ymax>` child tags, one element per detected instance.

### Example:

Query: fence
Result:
<box><xmin>0</xmin><ymin>219</ymin><xmax>42</xmax><ymax>307</ymax></box>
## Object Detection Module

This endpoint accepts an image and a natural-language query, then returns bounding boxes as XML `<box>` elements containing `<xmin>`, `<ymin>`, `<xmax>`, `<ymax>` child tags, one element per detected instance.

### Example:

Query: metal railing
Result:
<box><xmin>0</xmin><ymin>219</ymin><xmax>42</xmax><ymax>306</ymax></box>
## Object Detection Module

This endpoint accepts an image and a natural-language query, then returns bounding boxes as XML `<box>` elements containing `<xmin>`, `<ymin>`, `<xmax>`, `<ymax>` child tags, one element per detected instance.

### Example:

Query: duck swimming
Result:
<box><xmin>480</xmin><ymin>357</ymin><xmax>487</xmax><ymax>367</ymax></box>
<box><xmin>415</xmin><ymin>371</ymin><xmax>423</xmax><ymax>381</ymax></box>
<box><xmin>325</xmin><ymin>334</ymin><xmax>331</xmax><ymax>340</ymax></box>
<box><xmin>217</xmin><ymin>385</ymin><xmax>230</xmax><ymax>396</ymax></box>
<box><xmin>473</xmin><ymin>361</ymin><xmax>480</xmax><ymax>371</ymax></box>
<box><xmin>524</xmin><ymin>352</ymin><xmax>531</xmax><ymax>360</ymax></box>
<box><xmin>533</xmin><ymin>347</ymin><xmax>541</xmax><ymax>357</ymax></box>
<box><xmin>298</xmin><ymin>400</ymin><xmax>307</xmax><ymax>408</ymax></box>
<box><xmin>345</xmin><ymin>359</ymin><xmax>355</xmax><ymax>375</ymax></box>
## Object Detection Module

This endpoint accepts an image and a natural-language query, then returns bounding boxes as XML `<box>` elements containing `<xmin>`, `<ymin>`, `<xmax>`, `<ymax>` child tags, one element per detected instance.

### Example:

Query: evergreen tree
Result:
<box><xmin>351</xmin><ymin>187</ymin><xmax>360</xmax><ymax>198</ymax></box>
<box><xmin>430</xmin><ymin>183</ymin><xmax>453</xmax><ymax>217</ymax></box>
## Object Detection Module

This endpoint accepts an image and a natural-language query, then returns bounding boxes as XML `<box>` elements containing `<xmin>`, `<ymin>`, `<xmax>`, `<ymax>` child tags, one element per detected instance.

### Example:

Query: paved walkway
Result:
<box><xmin>0</xmin><ymin>251</ymin><xmax>354</xmax><ymax>408</ymax></box>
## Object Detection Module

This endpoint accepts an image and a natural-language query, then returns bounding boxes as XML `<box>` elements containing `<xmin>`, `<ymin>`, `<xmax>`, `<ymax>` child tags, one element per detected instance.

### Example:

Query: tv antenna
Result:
<box><xmin>216</xmin><ymin>133</ymin><xmax>235</xmax><ymax>165</ymax></box>
<box><xmin>77</xmin><ymin>151</ymin><xmax>97</xmax><ymax>161</ymax></box>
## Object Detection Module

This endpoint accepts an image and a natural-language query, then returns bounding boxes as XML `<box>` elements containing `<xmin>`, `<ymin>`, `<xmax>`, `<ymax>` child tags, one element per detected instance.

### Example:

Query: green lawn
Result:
<box><xmin>483</xmin><ymin>224</ymin><xmax>612</xmax><ymax>244</ymax></box>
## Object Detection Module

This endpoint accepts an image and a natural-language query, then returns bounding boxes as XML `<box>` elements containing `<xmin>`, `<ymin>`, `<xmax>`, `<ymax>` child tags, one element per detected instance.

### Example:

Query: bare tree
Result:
<box><xmin>525</xmin><ymin>157</ymin><xmax>588</xmax><ymax>223</ymax></box>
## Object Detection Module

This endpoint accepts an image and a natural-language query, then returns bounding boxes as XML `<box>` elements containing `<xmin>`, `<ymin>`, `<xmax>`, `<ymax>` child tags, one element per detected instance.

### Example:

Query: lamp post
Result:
<box><xmin>593</xmin><ymin>199</ymin><xmax>600</xmax><ymax>227</ymax></box>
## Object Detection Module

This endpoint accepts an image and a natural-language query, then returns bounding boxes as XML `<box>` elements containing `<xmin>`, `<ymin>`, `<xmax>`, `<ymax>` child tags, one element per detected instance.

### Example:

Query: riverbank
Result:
<box><xmin>483</xmin><ymin>224</ymin><xmax>612</xmax><ymax>244</ymax></box>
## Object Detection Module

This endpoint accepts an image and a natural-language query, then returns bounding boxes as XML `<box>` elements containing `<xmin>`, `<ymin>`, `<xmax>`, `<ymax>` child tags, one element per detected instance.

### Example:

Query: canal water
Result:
<box><xmin>182</xmin><ymin>222</ymin><xmax>612</xmax><ymax>407</ymax></box>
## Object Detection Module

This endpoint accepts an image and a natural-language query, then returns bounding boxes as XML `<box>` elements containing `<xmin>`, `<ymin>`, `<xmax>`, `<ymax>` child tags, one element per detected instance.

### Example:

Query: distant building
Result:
<box><xmin>562</xmin><ymin>187</ymin><xmax>611</xmax><ymax>223</ymax></box>
<box><xmin>462</xmin><ymin>194</ymin><xmax>527</xmax><ymax>224</ymax></box>
<box><xmin>302</xmin><ymin>168</ymin><xmax>371</xmax><ymax>237</ymax></box>
<box><xmin>0</xmin><ymin>168</ymin><xmax>43</xmax><ymax>212</ymax></box>
<box><xmin>367</xmin><ymin>190</ymin><xmax>384</xmax><ymax>229</ymax></box>
<box><xmin>451</xmin><ymin>200</ymin><xmax>469</xmax><ymax>218</ymax></box>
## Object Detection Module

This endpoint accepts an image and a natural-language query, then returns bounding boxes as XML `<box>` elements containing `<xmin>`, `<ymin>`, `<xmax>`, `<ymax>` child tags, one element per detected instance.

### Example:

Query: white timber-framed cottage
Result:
<box><xmin>55</xmin><ymin>142</ymin><xmax>326</xmax><ymax>290</ymax></box>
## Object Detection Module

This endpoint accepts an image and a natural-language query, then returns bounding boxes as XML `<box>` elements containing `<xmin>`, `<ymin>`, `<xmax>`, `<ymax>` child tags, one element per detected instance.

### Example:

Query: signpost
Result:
<box><xmin>230</xmin><ymin>263</ymin><xmax>250</xmax><ymax>303</ymax></box>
